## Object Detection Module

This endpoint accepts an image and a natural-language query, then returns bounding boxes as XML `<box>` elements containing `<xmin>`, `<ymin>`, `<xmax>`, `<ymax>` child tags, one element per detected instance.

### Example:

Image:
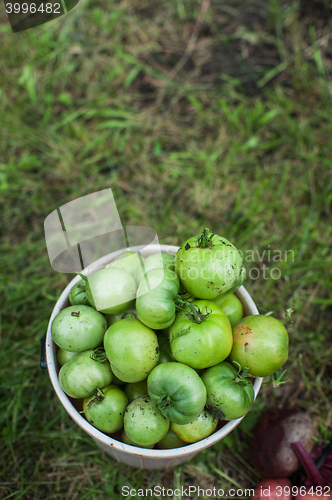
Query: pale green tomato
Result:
<box><xmin>175</xmin><ymin>228</ymin><xmax>243</xmax><ymax>299</ymax></box>
<box><xmin>51</xmin><ymin>305</ymin><xmax>107</xmax><ymax>352</ymax></box>
<box><xmin>69</xmin><ymin>280</ymin><xmax>90</xmax><ymax>306</ymax></box>
<box><xmin>106</xmin><ymin>251</ymin><xmax>143</xmax><ymax>284</ymax></box>
<box><xmin>157</xmin><ymin>429</ymin><xmax>186</xmax><ymax>449</ymax></box>
<box><xmin>122</xmin><ymin>430</ymin><xmax>154</xmax><ymax>448</ymax></box>
<box><xmin>135</xmin><ymin>253</ymin><xmax>175</xmax><ymax>284</ymax></box>
<box><xmin>104</xmin><ymin>318</ymin><xmax>159</xmax><ymax>383</ymax></box>
<box><xmin>83</xmin><ymin>385</ymin><xmax>128</xmax><ymax>433</ymax></box>
<box><xmin>57</xmin><ymin>348</ymin><xmax>80</xmax><ymax>367</ymax></box>
<box><xmin>124</xmin><ymin>396</ymin><xmax>169</xmax><ymax>447</ymax></box>
<box><xmin>169</xmin><ymin>300</ymin><xmax>233</xmax><ymax>369</ymax></box>
<box><xmin>136</xmin><ymin>268</ymin><xmax>180</xmax><ymax>329</ymax></box>
<box><xmin>124</xmin><ymin>380</ymin><xmax>148</xmax><ymax>403</ymax></box>
<box><xmin>85</xmin><ymin>268</ymin><xmax>136</xmax><ymax>314</ymax></box>
<box><xmin>59</xmin><ymin>349</ymin><xmax>112</xmax><ymax>399</ymax></box>
<box><xmin>212</xmin><ymin>293</ymin><xmax>243</xmax><ymax>327</ymax></box>
<box><xmin>171</xmin><ymin>409</ymin><xmax>218</xmax><ymax>443</ymax></box>
<box><xmin>104</xmin><ymin>309</ymin><xmax>137</xmax><ymax>328</ymax></box>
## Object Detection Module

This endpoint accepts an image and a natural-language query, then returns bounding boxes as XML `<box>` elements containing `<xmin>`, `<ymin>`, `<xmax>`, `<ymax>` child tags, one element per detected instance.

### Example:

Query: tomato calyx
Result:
<box><xmin>90</xmin><ymin>347</ymin><xmax>108</xmax><ymax>363</ymax></box>
<box><xmin>175</xmin><ymin>296</ymin><xmax>211</xmax><ymax>324</ymax></box>
<box><xmin>157</xmin><ymin>395</ymin><xmax>173</xmax><ymax>410</ymax></box>
<box><xmin>232</xmin><ymin>361</ymin><xmax>253</xmax><ymax>387</ymax></box>
<box><xmin>196</xmin><ymin>227</ymin><xmax>214</xmax><ymax>249</ymax></box>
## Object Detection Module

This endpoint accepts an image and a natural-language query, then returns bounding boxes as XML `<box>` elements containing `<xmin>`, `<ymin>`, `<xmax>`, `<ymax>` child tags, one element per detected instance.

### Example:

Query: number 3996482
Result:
<box><xmin>6</xmin><ymin>3</ymin><xmax>61</xmax><ymax>14</ymax></box>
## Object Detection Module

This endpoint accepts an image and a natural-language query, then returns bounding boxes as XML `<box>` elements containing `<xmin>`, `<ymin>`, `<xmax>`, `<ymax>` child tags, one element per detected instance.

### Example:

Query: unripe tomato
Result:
<box><xmin>51</xmin><ymin>305</ymin><xmax>107</xmax><ymax>352</ymax></box>
<box><xmin>83</xmin><ymin>385</ymin><xmax>128</xmax><ymax>433</ymax></box>
<box><xmin>124</xmin><ymin>396</ymin><xmax>169</xmax><ymax>447</ymax></box>
<box><xmin>104</xmin><ymin>318</ymin><xmax>159</xmax><ymax>383</ymax></box>
<box><xmin>85</xmin><ymin>268</ymin><xmax>136</xmax><ymax>314</ymax></box>
<box><xmin>229</xmin><ymin>315</ymin><xmax>289</xmax><ymax>377</ymax></box>
<box><xmin>59</xmin><ymin>349</ymin><xmax>113</xmax><ymax>399</ymax></box>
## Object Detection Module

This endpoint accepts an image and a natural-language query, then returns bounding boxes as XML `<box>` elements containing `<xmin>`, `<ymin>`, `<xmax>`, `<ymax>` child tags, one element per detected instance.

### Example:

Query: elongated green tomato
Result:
<box><xmin>83</xmin><ymin>385</ymin><xmax>128</xmax><ymax>433</ymax></box>
<box><xmin>136</xmin><ymin>268</ymin><xmax>180</xmax><ymax>329</ymax></box>
<box><xmin>147</xmin><ymin>362</ymin><xmax>207</xmax><ymax>425</ymax></box>
<box><xmin>85</xmin><ymin>268</ymin><xmax>136</xmax><ymax>314</ymax></box>
<box><xmin>51</xmin><ymin>305</ymin><xmax>107</xmax><ymax>352</ymax></box>
<box><xmin>122</xmin><ymin>430</ymin><xmax>154</xmax><ymax>449</ymax></box>
<box><xmin>69</xmin><ymin>280</ymin><xmax>90</xmax><ymax>306</ymax></box>
<box><xmin>106</xmin><ymin>251</ymin><xmax>143</xmax><ymax>284</ymax></box>
<box><xmin>175</xmin><ymin>228</ymin><xmax>243</xmax><ymax>299</ymax></box>
<box><xmin>124</xmin><ymin>396</ymin><xmax>169</xmax><ymax>447</ymax></box>
<box><xmin>135</xmin><ymin>252</ymin><xmax>175</xmax><ymax>284</ymax></box>
<box><xmin>169</xmin><ymin>300</ymin><xmax>233</xmax><ymax>369</ymax></box>
<box><xmin>201</xmin><ymin>361</ymin><xmax>255</xmax><ymax>420</ymax></box>
<box><xmin>212</xmin><ymin>293</ymin><xmax>243</xmax><ymax>327</ymax></box>
<box><xmin>171</xmin><ymin>409</ymin><xmax>218</xmax><ymax>443</ymax></box>
<box><xmin>104</xmin><ymin>309</ymin><xmax>137</xmax><ymax>328</ymax></box>
<box><xmin>104</xmin><ymin>318</ymin><xmax>159</xmax><ymax>383</ymax></box>
<box><xmin>59</xmin><ymin>349</ymin><xmax>112</xmax><ymax>399</ymax></box>
<box><xmin>124</xmin><ymin>380</ymin><xmax>148</xmax><ymax>403</ymax></box>
<box><xmin>229</xmin><ymin>315</ymin><xmax>289</xmax><ymax>377</ymax></box>
<box><xmin>157</xmin><ymin>429</ymin><xmax>186</xmax><ymax>449</ymax></box>
<box><xmin>57</xmin><ymin>348</ymin><xmax>79</xmax><ymax>367</ymax></box>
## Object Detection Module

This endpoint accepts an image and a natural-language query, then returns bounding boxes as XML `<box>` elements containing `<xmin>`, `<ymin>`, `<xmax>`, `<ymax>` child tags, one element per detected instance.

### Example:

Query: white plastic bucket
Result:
<box><xmin>46</xmin><ymin>244</ymin><xmax>262</xmax><ymax>469</ymax></box>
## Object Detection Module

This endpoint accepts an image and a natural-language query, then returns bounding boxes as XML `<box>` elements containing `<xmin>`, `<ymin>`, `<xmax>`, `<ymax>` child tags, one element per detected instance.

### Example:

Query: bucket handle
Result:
<box><xmin>40</xmin><ymin>333</ymin><xmax>47</xmax><ymax>369</ymax></box>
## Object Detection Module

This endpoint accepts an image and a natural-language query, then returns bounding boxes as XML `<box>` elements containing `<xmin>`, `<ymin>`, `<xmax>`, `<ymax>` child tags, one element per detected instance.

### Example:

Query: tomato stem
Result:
<box><xmin>158</xmin><ymin>395</ymin><xmax>173</xmax><ymax>410</ymax></box>
<box><xmin>90</xmin><ymin>347</ymin><xmax>107</xmax><ymax>363</ymax></box>
<box><xmin>196</xmin><ymin>227</ymin><xmax>213</xmax><ymax>248</ymax></box>
<box><xmin>232</xmin><ymin>361</ymin><xmax>253</xmax><ymax>386</ymax></box>
<box><xmin>175</xmin><ymin>296</ymin><xmax>211</xmax><ymax>324</ymax></box>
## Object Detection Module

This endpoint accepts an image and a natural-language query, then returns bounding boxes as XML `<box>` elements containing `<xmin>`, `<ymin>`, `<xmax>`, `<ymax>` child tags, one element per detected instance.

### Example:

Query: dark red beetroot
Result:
<box><xmin>251</xmin><ymin>409</ymin><xmax>316</xmax><ymax>477</ymax></box>
<box><xmin>252</xmin><ymin>478</ymin><xmax>292</xmax><ymax>500</ymax></box>
<box><xmin>291</xmin><ymin>441</ymin><xmax>332</xmax><ymax>487</ymax></box>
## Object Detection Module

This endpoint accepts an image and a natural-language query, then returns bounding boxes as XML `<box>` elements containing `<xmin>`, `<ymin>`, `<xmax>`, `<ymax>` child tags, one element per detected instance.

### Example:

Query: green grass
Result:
<box><xmin>1</xmin><ymin>0</ymin><xmax>332</xmax><ymax>498</ymax></box>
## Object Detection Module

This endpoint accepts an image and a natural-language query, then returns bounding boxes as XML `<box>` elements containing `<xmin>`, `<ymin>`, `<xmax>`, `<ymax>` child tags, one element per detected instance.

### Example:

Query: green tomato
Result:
<box><xmin>51</xmin><ymin>305</ymin><xmax>107</xmax><ymax>352</ymax></box>
<box><xmin>136</xmin><ymin>268</ymin><xmax>180</xmax><ymax>329</ymax></box>
<box><xmin>69</xmin><ymin>280</ymin><xmax>90</xmax><ymax>306</ymax></box>
<box><xmin>104</xmin><ymin>318</ymin><xmax>159</xmax><ymax>383</ymax></box>
<box><xmin>83</xmin><ymin>385</ymin><xmax>128</xmax><ymax>433</ymax></box>
<box><xmin>122</xmin><ymin>430</ymin><xmax>154</xmax><ymax>449</ymax></box>
<box><xmin>85</xmin><ymin>268</ymin><xmax>136</xmax><ymax>314</ymax></box>
<box><xmin>135</xmin><ymin>252</ymin><xmax>175</xmax><ymax>284</ymax></box>
<box><xmin>106</xmin><ymin>251</ymin><xmax>143</xmax><ymax>284</ymax></box>
<box><xmin>175</xmin><ymin>228</ymin><xmax>243</xmax><ymax>299</ymax></box>
<box><xmin>124</xmin><ymin>396</ymin><xmax>169</xmax><ymax>447</ymax></box>
<box><xmin>157</xmin><ymin>335</ymin><xmax>174</xmax><ymax>364</ymax></box>
<box><xmin>59</xmin><ymin>349</ymin><xmax>113</xmax><ymax>399</ymax></box>
<box><xmin>169</xmin><ymin>300</ymin><xmax>233</xmax><ymax>369</ymax></box>
<box><xmin>157</xmin><ymin>429</ymin><xmax>186</xmax><ymax>449</ymax></box>
<box><xmin>147</xmin><ymin>362</ymin><xmax>207</xmax><ymax>425</ymax></box>
<box><xmin>171</xmin><ymin>409</ymin><xmax>218</xmax><ymax>443</ymax></box>
<box><xmin>104</xmin><ymin>309</ymin><xmax>137</xmax><ymax>328</ymax></box>
<box><xmin>212</xmin><ymin>293</ymin><xmax>243</xmax><ymax>327</ymax></box>
<box><xmin>229</xmin><ymin>315</ymin><xmax>289</xmax><ymax>377</ymax></box>
<box><xmin>57</xmin><ymin>348</ymin><xmax>80</xmax><ymax>367</ymax></box>
<box><xmin>201</xmin><ymin>361</ymin><xmax>255</xmax><ymax>420</ymax></box>
<box><xmin>124</xmin><ymin>380</ymin><xmax>148</xmax><ymax>403</ymax></box>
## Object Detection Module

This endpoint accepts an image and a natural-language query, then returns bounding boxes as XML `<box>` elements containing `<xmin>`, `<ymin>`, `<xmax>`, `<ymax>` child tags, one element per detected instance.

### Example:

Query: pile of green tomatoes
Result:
<box><xmin>51</xmin><ymin>228</ymin><xmax>289</xmax><ymax>449</ymax></box>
